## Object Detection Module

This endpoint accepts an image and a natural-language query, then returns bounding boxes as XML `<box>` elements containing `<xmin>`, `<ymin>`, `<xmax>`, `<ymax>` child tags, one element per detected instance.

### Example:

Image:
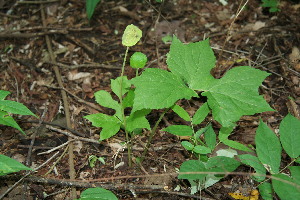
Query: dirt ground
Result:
<box><xmin>0</xmin><ymin>0</ymin><xmax>300</xmax><ymax>199</ymax></box>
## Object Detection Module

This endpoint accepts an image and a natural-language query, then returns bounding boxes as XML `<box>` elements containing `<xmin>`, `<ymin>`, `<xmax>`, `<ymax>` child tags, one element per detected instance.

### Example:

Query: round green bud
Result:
<box><xmin>130</xmin><ymin>52</ymin><xmax>147</xmax><ymax>68</ymax></box>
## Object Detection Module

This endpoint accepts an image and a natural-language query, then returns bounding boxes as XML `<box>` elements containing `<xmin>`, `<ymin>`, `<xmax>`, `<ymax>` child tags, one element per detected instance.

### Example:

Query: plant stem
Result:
<box><xmin>120</xmin><ymin>46</ymin><xmax>132</xmax><ymax>167</ymax></box>
<box><xmin>140</xmin><ymin>108</ymin><xmax>170</xmax><ymax>163</ymax></box>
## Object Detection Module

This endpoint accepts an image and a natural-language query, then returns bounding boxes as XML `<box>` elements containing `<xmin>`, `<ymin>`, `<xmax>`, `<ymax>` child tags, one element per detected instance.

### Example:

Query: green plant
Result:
<box><xmin>84</xmin><ymin>24</ymin><xmax>273</xmax><ymax>166</ymax></box>
<box><xmin>88</xmin><ymin>155</ymin><xmax>105</xmax><ymax>168</ymax></box>
<box><xmin>261</xmin><ymin>0</ymin><xmax>280</xmax><ymax>12</ymax></box>
<box><xmin>78</xmin><ymin>187</ymin><xmax>118</xmax><ymax>200</ymax></box>
<box><xmin>0</xmin><ymin>154</ymin><xmax>32</xmax><ymax>176</ymax></box>
<box><xmin>0</xmin><ymin>90</ymin><xmax>37</xmax><ymax>134</ymax></box>
<box><xmin>249</xmin><ymin>114</ymin><xmax>300</xmax><ymax>199</ymax></box>
<box><xmin>83</xmin><ymin>23</ymin><xmax>300</xmax><ymax>198</ymax></box>
<box><xmin>86</xmin><ymin>0</ymin><xmax>101</xmax><ymax>20</ymax></box>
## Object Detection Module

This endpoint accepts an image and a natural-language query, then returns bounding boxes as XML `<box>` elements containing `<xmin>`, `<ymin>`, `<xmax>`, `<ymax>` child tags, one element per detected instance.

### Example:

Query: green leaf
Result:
<box><xmin>238</xmin><ymin>154</ymin><xmax>266</xmax><ymax>182</ymax></box>
<box><xmin>167</xmin><ymin>37</ymin><xmax>215</xmax><ymax>90</ymax></box>
<box><xmin>86</xmin><ymin>0</ymin><xmax>101</xmax><ymax>20</ymax></box>
<box><xmin>111</xmin><ymin>76</ymin><xmax>131</xmax><ymax>99</ymax></box>
<box><xmin>222</xmin><ymin>139</ymin><xmax>253</xmax><ymax>152</ymax></box>
<box><xmin>289</xmin><ymin>166</ymin><xmax>300</xmax><ymax>185</ymax></box>
<box><xmin>261</xmin><ymin>0</ymin><xmax>280</xmax><ymax>12</ymax></box>
<box><xmin>181</xmin><ymin>141</ymin><xmax>194</xmax><ymax>151</ymax></box>
<box><xmin>79</xmin><ymin>187</ymin><xmax>118</xmax><ymax>200</ymax></box>
<box><xmin>126</xmin><ymin>109</ymin><xmax>151</xmax><ymax>132</ymax></box>
<box><xmin>122</xmin><ymin>24</ymin><xmax>142</xmax><ymax>47</ymax></box>
<box><xmin>193</xmin><ymin>145</ymin><xmax>211</xmax><ymax>154</ymax></box>
<box><xmin>272</xmin><ymin>173</ymin><xmax>300</xmax><ymax>200</ymax></box>
<box><xmin>206</xmin><ymin>156</ymin><xmax>240</xmax><ymax>173</ymax></box>
<box><xmin>131</xmin><ymin>68</ymin><xmax>197</xmax><ymax>112</ymax></box>
<box><xmin>258</xmin><ymin>182</ymin><xmax>273</xmax><ymax>200</ymax></box>
<box><xmin>279</xmin><ymin>114</ymin><xmax>300</xmax><ymax>158</ymax></box>
<box><xmin>256</xmin><ymin>120</ymin><xmax>281</xmax><ymax>174</ymax></box>
<box><xmin>218</xmin><ymin>126</ymin><xmax>234</xmax><ymax>142</ymax></box>
<box><xmin>192</xmin><ymin>102</ymin><xmax>210</xmax><ymax>125</ymax></box>
<box><xmin>0</xmin><ymin>90</ymin><xmax>10</xmax><ymax>100</ymax></box>
<box><xmin>0</xmin><ymin>100</ymin><xmax>37</xmax><ymax>117</ymax></box>
<box><xmin>204</xmin><ymin>124</ymin><xmax>216</xmax><ymax>150</ymax></box>
<box><xmin>0</xmin><ymin>111</ymin><xmax>25</xmax><ymax>134</ymax></box>
<box><xmin>84</xmin><ymin>113</ymin><xmax>121</xmax><ymax>140</ymax></box>
<box><xmin>172</xmin><ymin>104</ymin><xmax>190</xmax><ymax>121</ymax></box>
<box><xmin>0</xmin><ymin>154</ymin><xmax>32</xmax><ymax>176</ymax></box>
<box><xmin>162</xmin><ymin>125</ymin><xmax>193</xmax><ymax>136</ymax></box>
<box><xmin>178</xmin><ymin>160</ymin><xmax>207</xmax><ymax>180</ymax></box>
<box><xmin>123</xmin><ymin>89</ymin><xmax>135</xmax><ymax>108</ymax></box>
<box><xmin>94</xmin><ymin>90</ymin><xmax>121</xmax><ymax>119</ymax></box>
<box><xmin>203</xmin><ymin>66</ymin><xmax>273</xmax><ymax>127</ymax></box>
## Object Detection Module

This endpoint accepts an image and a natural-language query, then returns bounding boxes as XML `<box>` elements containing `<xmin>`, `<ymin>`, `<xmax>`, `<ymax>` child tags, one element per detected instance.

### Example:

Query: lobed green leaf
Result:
<box><xmin>131</xmin><ymin>68</ymin><xmax>197</xmax><ymax>112</ymax></box>
<box><xmin>203</xmin><ymin>66</ymin><xmax>274</xmax><ymax>127</ymax></box>
<box><xmin>84</xmin><ymin>113</ymin><xmax>121</xmax><ymax>140</ymax></box>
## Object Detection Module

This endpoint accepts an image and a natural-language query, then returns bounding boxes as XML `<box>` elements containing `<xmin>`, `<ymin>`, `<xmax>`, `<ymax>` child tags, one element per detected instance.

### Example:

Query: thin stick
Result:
<box><xmin>40</xmin><ymin>5</ymin><xmax>77</xmax><ymax>199</ymax></box>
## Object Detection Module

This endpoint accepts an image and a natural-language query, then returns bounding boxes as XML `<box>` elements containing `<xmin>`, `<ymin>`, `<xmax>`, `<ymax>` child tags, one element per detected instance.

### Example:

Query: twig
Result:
<box><xmin>45</xmin><ymin>60</ymin><xmax>121</xmax><ymax>70</ymax></box>
<box><xmin>65</xmin><ymin>35</ymin><xmax>95</xmax><ymax>55</ymax></box>
<box><xmin>0</xmin><ymin>31</ymin><xmax>68</xmax><ymax>38</ymax></box>
<box><xmin>40</xmin><ymin>4</ymin><xmax>77</xmax><ymax>199</ymax></box>
<box><xmin>1</xmin><ymin>176</ymin><xmax>165</xmax><ymax>190</ymax></box>
<box><xmin>46</xmin><ymin>125</ymin><xmax>100</xmax><ymax>144</ymax></box>
<box><xmin>17</xmin><ymin>0</ymin><xmax>59</xmax><ymax>4</ymax></box>
<box><xmin>24</xmin><ymin>120</ymin><xmax>86</xmax><ymax>137</ymax></box>
<box><xmin>38</xmin><ymin>139</ymin><xmax>75</xmax><ymax>155</ymax></box>
<box><xmin>43</xmin><ymin>85</ymin><xmax>104</xmax><ymax>112</ymax></box>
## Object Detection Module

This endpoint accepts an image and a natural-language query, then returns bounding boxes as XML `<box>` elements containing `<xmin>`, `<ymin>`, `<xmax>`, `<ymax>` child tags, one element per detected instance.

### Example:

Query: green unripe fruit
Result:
<box><xmin>130</xmin><ymin>52</ymin><xmax>147</xmax><ymax>69</ymax></box>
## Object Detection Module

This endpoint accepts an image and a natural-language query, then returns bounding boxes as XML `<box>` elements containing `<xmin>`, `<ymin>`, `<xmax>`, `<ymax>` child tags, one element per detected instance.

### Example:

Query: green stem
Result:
<box><xmin>140</xmin><ymin>108</ymin><xmax>170</xmax><ymax>163</ymax></box>
<box><xmin>120</xmin><ymin>47</ymin><xmax>132</xmax><ymax>167</ymax></box>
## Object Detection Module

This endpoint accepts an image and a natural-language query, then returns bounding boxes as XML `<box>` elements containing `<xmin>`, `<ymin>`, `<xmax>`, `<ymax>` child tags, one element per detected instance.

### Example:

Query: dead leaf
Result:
<box><xmin>68</xmin><ymin>71</ymin><xmax>91</xmax><ymax>81</ymax></box>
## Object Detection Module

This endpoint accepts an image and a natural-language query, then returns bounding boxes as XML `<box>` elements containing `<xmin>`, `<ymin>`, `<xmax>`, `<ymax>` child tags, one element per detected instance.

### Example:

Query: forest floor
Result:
<box><xmin>0</xmin><ymin>0</ymin><xmax>300</xmax><ymax>199</ymax></box>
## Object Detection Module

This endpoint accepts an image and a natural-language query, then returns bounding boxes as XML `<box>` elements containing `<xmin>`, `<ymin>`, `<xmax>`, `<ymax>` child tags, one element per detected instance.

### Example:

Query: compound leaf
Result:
<box><xmin>279</xmin><ymin>113</ymin><xmax>300</xmax><ymax>158</ymax></box>
<box><xmin>126</xmin><ymin>109</ymin><xmax>151</xmax><ymax>132</ymax></box>
<box><xmin>84</xmin><ymin>113</ymin><xmax>121</xmax><ymax>140</ymax></box>
<box><xmin>203</xmin><ymin>66</ymin><xmax>273</xmax><ymax>127</ymax></box>
<box><xmin>111</xmin><ymin>76</ymin><xmax>131</xmax><ymax>99</ymax></box>
<box><xmin>94</xmin><ymin>90</ymin><xmax>121</xmax><ymax>119</ymax></box>
<box><xmin>256</xmin><ymin>120</ymin><xmax>281</xmax><ymax>174</ymax></box>
<box><xmin>131</xmin><ymin>68</ymin><xmax>197</xmax><ymax>112</ymax></box>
